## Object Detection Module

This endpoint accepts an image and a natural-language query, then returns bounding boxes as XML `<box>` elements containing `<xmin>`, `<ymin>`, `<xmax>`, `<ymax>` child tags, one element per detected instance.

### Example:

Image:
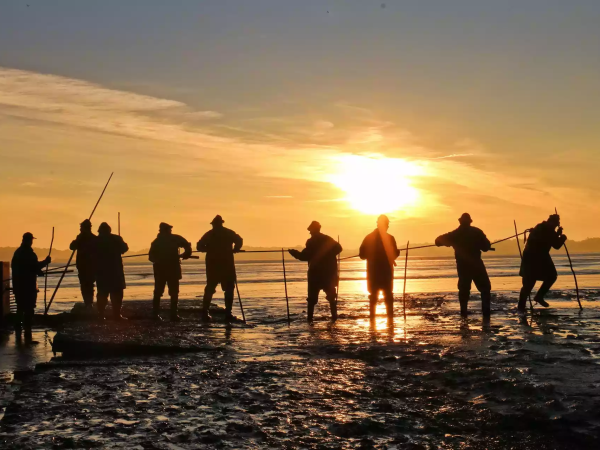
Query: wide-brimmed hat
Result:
<box><xmin>211</xmin><ymin>215</ymin><xmax>225</xmax><ymax>225</ymax></box>
<box><xmin>307</xmin><ymin>221</ymin><xmax>321</xmax><ymax>232</ymax></box>
<box><xmin>159</xmin><ymin>222</ymin><xmax>173</xmax><ymax>231</ymax></box>
<box><xmin>459</xmin><ymin>213</ymin><xmax>472</xmax><ymax>224</ymax></box>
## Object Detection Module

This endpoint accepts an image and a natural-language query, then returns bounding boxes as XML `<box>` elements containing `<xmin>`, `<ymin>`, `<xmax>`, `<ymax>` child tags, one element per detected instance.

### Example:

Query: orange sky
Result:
<box><xmin>1</xmin><ymin>2</ymin><xmax>599</xmax><ymax>250</ymax></box>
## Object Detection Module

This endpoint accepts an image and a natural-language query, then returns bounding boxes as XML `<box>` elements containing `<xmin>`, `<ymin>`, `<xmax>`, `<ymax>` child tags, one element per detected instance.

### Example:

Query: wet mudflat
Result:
<box><xmin>1</xmin><ymin>292</ymin><xmax>600</xmax><ymax>449</ymax></box>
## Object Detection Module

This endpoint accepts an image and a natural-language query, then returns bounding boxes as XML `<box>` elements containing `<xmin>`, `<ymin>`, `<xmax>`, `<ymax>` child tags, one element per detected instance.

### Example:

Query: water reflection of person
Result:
<box><xmin>289</xmin><ymin>221</ymin><xmax>342</xmax><ymax>323</ymax></box>
<box><xmin>518</xmin><ymin>214</ymin><xmax>566</xmax><ymax>313</ymax></box>
<box><xmin>435</xmin><ymin>213</ymin><xmax>493</xmax><ymax>318</ymax></box>
<box><xmin>359</xmin><ymin>215</ymin><xmax>400</xmax><ymax>320</ymax></box>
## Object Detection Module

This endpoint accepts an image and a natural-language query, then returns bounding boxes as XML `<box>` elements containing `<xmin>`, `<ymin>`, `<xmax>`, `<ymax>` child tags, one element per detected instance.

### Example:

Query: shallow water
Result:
<box><xmin>37</xmin><ymin>253</ymin><xmax>600</xmax><ymax>314</ymax></box>
<box><xmin>1</xmin><ymin>291</ymin><xmax>600</xmax><ymax>448</ymax></box>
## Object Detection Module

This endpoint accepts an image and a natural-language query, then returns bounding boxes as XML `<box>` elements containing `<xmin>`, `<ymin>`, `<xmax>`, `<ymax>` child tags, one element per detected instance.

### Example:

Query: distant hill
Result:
<box><xmin>2</xmin><ymin>238</ymin><xmax>600</xmax><ymax>265</ymax></box>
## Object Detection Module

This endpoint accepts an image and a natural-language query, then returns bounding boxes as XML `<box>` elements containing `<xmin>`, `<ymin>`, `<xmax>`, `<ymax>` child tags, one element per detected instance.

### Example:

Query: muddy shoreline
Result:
<box><xmin>1</xmin><ymin>293</ymin><xmax>600</xmax><ymax>448</ymax></box>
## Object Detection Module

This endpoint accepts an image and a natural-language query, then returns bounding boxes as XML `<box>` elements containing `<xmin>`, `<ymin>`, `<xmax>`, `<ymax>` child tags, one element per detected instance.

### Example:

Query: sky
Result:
<box><xmin>1</xmin><ymin>0</ymin><xmax>600</xmax><ymax>250</ymax></box>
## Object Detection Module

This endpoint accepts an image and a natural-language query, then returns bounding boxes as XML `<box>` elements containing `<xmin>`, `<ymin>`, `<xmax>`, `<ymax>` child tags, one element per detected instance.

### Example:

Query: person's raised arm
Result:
<box><xmin>120</xmin><ymin>237</ymin><xmax>129</xmax><ymax>255</ymax></box>
<box><xmin>179</xmin><ymin>237</ymin><xmax>192</xmax><ymax>259</ymax></box>
<box><xmin>196</xmin><ymin>233</ymin><xmax>208</xmax><ymax>253</ymax></box>
<box><xmin>435</xmin><ymin>231</ymin><xmax>453</xmax><ymax>247</ymax></box>
<box><xmin>69</xmin><ymin>236</ymin><xmax>79</xmax><ymax>251</ymax></box>
<box><xmin>233</xmin><ymin>232</ymin><xmax>243</xmax><ymax>253</ymax></box>
<box><xmin>480</xmin><ymin>230</ymin><xmax>492</xmax><ymax>252</ymax></box>
<box><xmin>552</xmin><ymin>227</ymin><xmax>567</xmax><ymax>250</ymax></box>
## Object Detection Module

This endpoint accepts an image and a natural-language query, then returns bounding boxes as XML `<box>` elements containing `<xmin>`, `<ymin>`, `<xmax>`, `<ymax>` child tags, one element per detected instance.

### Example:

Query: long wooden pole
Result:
<box><xmin>232</xmin><ymin>254</ymin><xmax>246</xmax><ymax>323</ymax></box>
<box><xmin>336</xmin><ymin>236</ymin><xmax>340</xmax><ymax>303</ymax></box>
<box><xmin>282</xmin><ymin>249</ymin><xmax>290</xmax><ymax>325</ymax></box>
<box><xmin>118</xmin><ymin>212</ymin><xmax>121</xmax><ymax>236</ymax></box>
<box><xmin>402</xmin><ymin>241</ymin><xmax>409</xmax><ymax>321</ymax></box>
<box><xmin>45</xmin><ymin>173</ymin><xmax>114</xmax><ymax>314</ymax></box>
<box><xmin>514</xmin><ymin>220</ymin><xmax>534</xmax><ymax>312</ymax></box>
<box><xmin>555</xmin><ymin>208</ymin><xmax>582</xmax><ymax>310</ymax></box>
<box><xmin>43</xmin><ymin>227</ymin><xmax>55</xmax><ymax>315</ymax></box>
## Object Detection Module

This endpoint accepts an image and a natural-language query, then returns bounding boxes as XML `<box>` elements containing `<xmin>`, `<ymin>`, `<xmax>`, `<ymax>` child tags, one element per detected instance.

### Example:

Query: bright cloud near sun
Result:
<box><xmin>328</xmin><ymin>154</ymin><xmax>426</xmax><ymax>215</ymax></box>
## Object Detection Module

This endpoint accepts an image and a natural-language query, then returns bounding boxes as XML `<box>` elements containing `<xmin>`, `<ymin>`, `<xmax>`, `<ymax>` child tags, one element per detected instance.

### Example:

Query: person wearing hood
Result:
<box><xmin>196</xmin><ymin>215</ymin><xmax>243</xmax><ymax>322</ymax></box>
<box><xmin>289</xmin><ymin>221</ymin><xmax>342</xmax><ymax>323</ymax></box>
<box><xmin>95</xmin><ymin>222</ymin><xmax>129</xmax><ymax>320</ymax></box>
<box><xmin>11</xmin><ymin>232</ymin><xmax>51</xmax><ymax>339</ymax></box>
<box><xmin>359</xmin><ymin>215</ymin><xmax>400</xmax><ymax>320</ymax></box>
<box><xmin>518</xmin><ymin>214</ymin><xmax>566</xmax><ymax>312</ymax></box>
<box><xmin>69</xmin><ymin>219</ymin><xmax>98</xmax><ymax>307</ymax></box>
<box><xmin>148</xmin><ymin>222</ymin><xmax>192</xmax><ymax>321</ymax></box>
<box><xmin>435</xmin><ymin>213</ymin><xmax>493</xmax><ymax>318</ymax></box>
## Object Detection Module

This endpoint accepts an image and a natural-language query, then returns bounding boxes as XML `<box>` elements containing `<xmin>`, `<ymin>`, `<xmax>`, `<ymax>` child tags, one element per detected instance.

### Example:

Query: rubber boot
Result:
<box><xmin>517</xmin><ymin>290</ymin><xmax>528</xmax><ymax>313</ymax></box>
<box><xmin>385</xmin><ymin>297</ymin><xmax>394</xmax><ymax>320</ymax></box>
<box><xmin>170</xmin><ymin>296</ymin><xmax>181</xmax><ymax>322</ymax></box>
<box><xmin>459</xmin><ymin>292</ymin><xmax>469</xmax><ymax>317</ymax></box>
<box><xmin>307</xmin><ymin>303</ymin><xmax>315</xmax><ymax>324</ymax></box>
<box><xmin>369</xmin><ymin>295</ymin><xmax>377</xmax><ymax>320</ymax></box>
<box><xmin>152</xmin><ymin>296</ymin><xmax>163</xmax><ymax>321</ymax></box>
<box><xmin>201</xmin><ymin>293</ymin><xmax>213</xmax><ymax>322</ymax></box>
<box><xmin>481</xmin><ymin>292</ymin><xmax>491</xmax><ymax>319</ymax></box>
<box><xmin>224</xmin><ymin>295</ymin><xmax>234</xmax><ymax>323</ymax></box>
<box><xmin>329</xmin><ymin>300</ymin><xmax>338</xmax><ymax>322</ymax></box>
<box><xmin>112</xmin><ymin>294</ymin><xmax>126</xmax><ymax>321</ymax></box>
<box><xmin>533</xmin><ymin>294</ymin><xmax>549</xmax><ymax>308</ymax></box>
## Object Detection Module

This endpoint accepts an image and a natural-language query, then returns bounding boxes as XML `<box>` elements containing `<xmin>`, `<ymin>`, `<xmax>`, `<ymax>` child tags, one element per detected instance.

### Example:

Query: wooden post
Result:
<box><xmin>555</xmin><ymin>208</ymin><xmax>582</xmax><ymax>310</ymax></box>
<box><xmin>336</xmin><ymin>236</ymin><xmax>340</xmax><ymax>303</ymax></box>
<box><xmin>514</xmin><ymin>221</ymin><xmax>533</xmax><ymax>312</ymax></box>
<box><xmin>44</xmin><ymin>226</ymin><xmax>55</xmax><ymax>315</ymax></box>
<box><xmin>282</xmin><ymin>249</ymin><xmax>290</xmax><ymax>325</ymax></box>
<box><xmin>118</xmin><ymin>212</ymin><xmax>121</xmax><ymax>236</ymax></box>
<box><xmin>402</xmin><ymin>241</ymin><xmax>409</xmax><ymax>321</ymax></box>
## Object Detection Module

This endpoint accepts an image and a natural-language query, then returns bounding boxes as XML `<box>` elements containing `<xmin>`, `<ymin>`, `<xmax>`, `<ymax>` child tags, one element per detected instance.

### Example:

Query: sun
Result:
<box><xmin>328</xmin><ymin>154</ymin><xmax>424</xmax><ymax>215</ymax></box>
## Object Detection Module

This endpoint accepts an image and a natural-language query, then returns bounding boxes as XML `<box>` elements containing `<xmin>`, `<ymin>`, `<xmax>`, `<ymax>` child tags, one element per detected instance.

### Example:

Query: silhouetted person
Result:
<box><xmin>96</xmin><ymin>223</ymin><xmax>129</xmax><ymax>320</ymax></box>
<box><xmin>149</xmin><ymin>223</ymin><xmax>192</xmax><ymax>321</ymax></box>
<box><xmin>436</xmin><ymin>213</ymin><xmax>493</xmax><ymax>318</ymax></box>
<box><xmin>518</xmin><ymin>214</ymin><xmax>566</xmax><ymax>312</ymax></box>
<box><xmin>11</xmin><ymin>232</ymin><xmax>51</xmax><ymax>340</ymax></box>
<box><xmin>69</xmin><ymin>219</ymin><xmax>97</xmax><ymax>307</ymax></box>
<box><xmin>289</xmin><ymin>221</ymin><xmax>342</xmax><ymax>323</ymax></box>
<box><xmin>197</xmin><ymin>215</ymin><xmax>243</xmax><ymax>322</ymax></box>
<box><xmin>359</xmin><ymin>215</ymin><xmax>400</xmax><ymax>319</ymax></box>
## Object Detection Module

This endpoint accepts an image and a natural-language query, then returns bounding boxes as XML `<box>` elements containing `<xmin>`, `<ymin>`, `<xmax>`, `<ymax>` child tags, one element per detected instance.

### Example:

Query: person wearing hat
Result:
<box><xmin>148</xmin><ymin>222</ymin><xmax>192</xmax><ymax>321</ymax></box>
<box><xmin>289</xmin><ymin>221</ymin><xmax>343</xmax><ymax>323</ymax></box>
<box><xmin>435</xmin><ymin>213</ymin><xmax>493</xmax><ymax>317</ymax></box>
<box><xmin>359</xmin><ymin>215</ymin><xmax>401</xmax><ymax>320</ymax></box>
<box><xmin>69</xmin><ymin>219</ymin><xmax>98</xmax><ymax>307</ymax></box>
<box><xmin>517</xmin><ymin>214</ymin><xmax>566</xmax><ymax>312</ymax></box>
<box><xmin>95</xmin><ymin>222</ymin><xmax>129</xmax><ymax>320</ymax></box>
<box><xmin>196</xmin><ymin>215</ymin><xmax>243</xmax><ymax>322</ymax></box>
<box><xmin>11</xmin><ymin>232</ymin><xmax>51</xmax><ymax>339</ymax></box>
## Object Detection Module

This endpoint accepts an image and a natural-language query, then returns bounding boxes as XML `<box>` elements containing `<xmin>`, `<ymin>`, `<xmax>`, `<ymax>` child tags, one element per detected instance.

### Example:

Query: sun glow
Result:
<box><xmin>329</xmin><ymin>155</ymin><xmax>424</xmax><ymax>215</ymax></box>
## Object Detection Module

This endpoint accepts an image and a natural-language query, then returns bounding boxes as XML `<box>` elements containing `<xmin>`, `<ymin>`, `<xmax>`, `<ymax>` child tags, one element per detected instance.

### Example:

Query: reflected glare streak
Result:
<box><xmin>328</xmin><ymin>154</ymin><xmax>425</xmax><ymax>214</ymax></box>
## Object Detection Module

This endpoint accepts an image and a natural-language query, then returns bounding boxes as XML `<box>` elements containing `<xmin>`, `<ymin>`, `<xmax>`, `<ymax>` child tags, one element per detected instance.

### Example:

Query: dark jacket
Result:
<box><xmin>70</xmin><ymin>232</ymin><xmax>98</xmax><ymax>275</ymax></box>
<box><xmin>96</xmin><ymin>232</ymin><xmax>129</xmax><ymax>291</ymax></box>
<box><xmin>290</xmin><ymin>233</ymin><xmax>342</xmax><ymax>284</ymax></box>
<box><xmin>196</xmin><ymin>226</ymin><xmax>243</xmax><ymax>282</ymax></box>
<box><xmin>11</xmin><ymin>245</ymin><xmax>49</xmax><ymax>297</ymax></box>
<box><xmin>149</xmin><ymin>233</ymin><xmax>192</xmax><ymax>279</ymax></box>
<box><xmin>359</xmin><ymin>229</ymin><xmax>400</xmax><ymax>290</ymax></box>
<box><xmin>435</xmin><ymin>225</ymin><xmax>491</xmax><ymax>266</ymax></box>
<box><xmin>520</xmin><ymin>220</ymin><xmax>566</xmax><ymax>281</ymax></box>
